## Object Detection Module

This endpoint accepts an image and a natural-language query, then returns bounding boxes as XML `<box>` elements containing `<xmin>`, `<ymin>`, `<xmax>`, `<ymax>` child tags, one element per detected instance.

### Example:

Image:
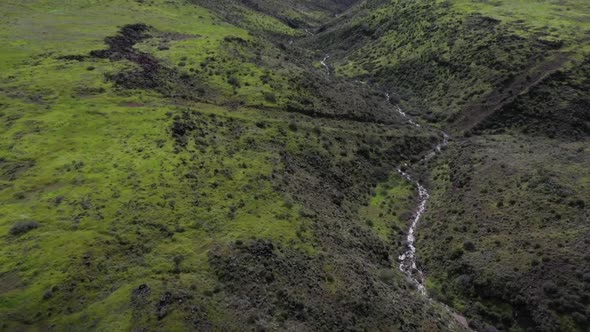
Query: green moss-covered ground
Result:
<box><xmin>359</xmin><ymin>174</ymin><xmax>414</xmax><ymax>242</ymax></box>
<box><xmin>0</xmin><ymin>1</ymin><xmax>309</xmax><ymax>330</ymax></box>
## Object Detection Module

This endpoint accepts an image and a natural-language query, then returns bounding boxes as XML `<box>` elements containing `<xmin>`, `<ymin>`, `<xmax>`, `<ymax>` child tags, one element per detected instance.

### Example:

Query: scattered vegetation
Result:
<box><xmin>304</xmin><ymin>1</ymin><xmax>589</xmax><ymax>330</ymax></box>
<box><xmin>0</xmin><ymin>0</ymin><xmax>462</xmax><ymax>330</ymax></box>
<box><xmin>1</xmin><ymin>0</ymin><xmax>588</xmax><ymax>331</ymax></box>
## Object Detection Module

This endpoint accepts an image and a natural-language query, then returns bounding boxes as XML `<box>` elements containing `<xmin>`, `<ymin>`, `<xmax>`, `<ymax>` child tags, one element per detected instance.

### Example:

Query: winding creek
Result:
<box><xmin>396</xmin><ymin>134</ymin><xmax>449</xmax><ymax>294</ymax></box>
<box><xmin>388</xmin><ymin>91</ymin><xmax>451</xmax><ymax>295</ymax></box>
<box><xmin>320</xmin><ymin>55</ymin><xmax>331</xmax><ymax>76</ymax></box>
<box><xmin>318</xmin><ymin>55</ymin><xmax>469</xmax><ymax>329</ymax></box>
<box><xmin>385</xmin><ymin>93</ymin><xmax>469</xmax><ymax>330</ymax></box>
<box><xmin>386</xmin><ymin>93</ymin><xmax>421</xmax><ymax>128</ymax></box>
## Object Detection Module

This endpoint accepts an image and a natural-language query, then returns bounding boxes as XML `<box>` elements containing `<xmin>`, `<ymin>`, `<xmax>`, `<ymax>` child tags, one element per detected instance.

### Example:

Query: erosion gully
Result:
<box><xmin>388</xmin><ymin>92</ymin><xmax>471</xmax><ymax>330</ymax></box>
<box><xmin>391</xmin><ymin>104</ymin><xmax>470</xmax><ymax>331</ymax></box>
<box><xmin>318</xmin><ymin>55</ymin><xmax>471</xmax><ymax>330</ymax></box>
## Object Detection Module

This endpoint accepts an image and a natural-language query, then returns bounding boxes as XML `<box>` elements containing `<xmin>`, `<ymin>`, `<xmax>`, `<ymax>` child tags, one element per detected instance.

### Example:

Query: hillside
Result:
<box><xmin>1</xmin><ymin>0</ymin><xmax>589</xmax><ymax>331</ymax></box>
<box><xmin>308</xmin><ymin>0</ymin><xmax>590</xmax><ymax>331</ymax></box>
<box><xmin>0</xmin><ymin>0</ymin><xmax>463</xmax><ymax>331</ymax></box>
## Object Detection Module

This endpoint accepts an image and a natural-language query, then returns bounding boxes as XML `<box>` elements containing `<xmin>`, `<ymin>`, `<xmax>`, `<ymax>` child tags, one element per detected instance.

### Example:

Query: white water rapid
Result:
<box><xmin>396</xmin><ymin>134</ymin><xmax>448</xmax><ymax>294</ymax></box>
<box><xmin>386</xmin><ymin>93</ymin><xmax>421</xmax><ymax>128</ymax></box>
<box><xmin>320</xmin><ymin>55</ymin><xmax>330</xmax><ymax>76</ymax></box>
<box><xmin>385</xmin><ymin>94</ymin><xmax>471</xmax><ymax>330</ymax></box>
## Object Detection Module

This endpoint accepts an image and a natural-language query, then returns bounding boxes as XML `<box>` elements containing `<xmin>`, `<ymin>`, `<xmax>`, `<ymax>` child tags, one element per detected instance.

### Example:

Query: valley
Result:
<box><xmin>0</xmin><ymin>0</ymin><xmax>588</xmax><ymax>331</ymax></box>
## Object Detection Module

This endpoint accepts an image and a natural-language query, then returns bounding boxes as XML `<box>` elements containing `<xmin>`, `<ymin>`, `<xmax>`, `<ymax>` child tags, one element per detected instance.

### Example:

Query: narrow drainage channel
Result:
<box><xmin>317</xmin><ymin>54</ymin><xmax>471</xmax><ymax>330</ymax></box>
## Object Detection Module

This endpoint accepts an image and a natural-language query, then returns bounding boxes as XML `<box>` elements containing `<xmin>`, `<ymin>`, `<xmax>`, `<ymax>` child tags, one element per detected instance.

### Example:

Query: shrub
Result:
<box><xmin>572</xmin><ymin>312</ymin><xmax>587</xmax><ymax>325</ymax></box>
<box><xmin>378</xmin><ymin>269</ymin><xmax>396</xmax><ymax>285</ymax></box>
<box><xmin>43</xmin><ymin>289</ymin><xmax>53</xmax><ymax>300</ymax></box>
<box><xmin>357</xmin><ymin>144</ymin><xmax>371</xmax><ymax>158</ymax></box>
<box><xmin>283</xmin><ymin>196</ymin><xmax>294</xmax><ymax>209</ymax></box>
<box><xmin>263</xmin><ymin>92</ymin><xmax>277</xmax><ymax>103</ymax></box>
<box><xmin>542</xmin><ymin>281</ymin><xmax>558</xmax><ymax>295</ymax></box>
<box><xmin>9</xmin><ymin>220</ymin><xmax>40</xmax><ymax>236</ymax></box>
<box><xmin>450</xmin><ymin>247</ymin><xmax>464</xmax><ymax>259</ymax></box>
<box><xmin>463</xmin><ymin>241</ymin><xmax>476</xmax><ymax>252</ymax></box>
<box><xmin>455</xmin><ymin>274</ymin><xmax>472</xmax><ymax>289</ymax></box>
<box><xmin>227</xmin><ymin>75</ymin><xmax>240</xmax><ymax>87</ymax></box>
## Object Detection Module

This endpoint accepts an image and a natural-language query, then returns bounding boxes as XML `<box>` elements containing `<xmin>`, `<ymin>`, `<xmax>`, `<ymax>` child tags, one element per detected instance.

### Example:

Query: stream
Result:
<box><xmin>317</xmin><ymin>55</ymin><xmax>470</xmax><ymax>330</ymax></box>
<box><xmin>386</xmin><ymin>96</ymin><xmax>471</xmax><ymax>331</ymax></box>
<box><xmin>386</xmin><ymin>93</ymin><xmax>421</xmax><ymax>128</ymax></box>
<box><xmin>395</xmin><ymin>133</ymin><xmax>448</xmax><ymax>294</ymax></box>
<box><xmin>385</xmin><ymin>92</ymin><xmax>469</xmax><ymax>329</ymax></box>
<box><xmin>383</xmin><ymin>92</ymin><xmax>452</xmax><ymax>296</ymax></box>
<box><xmin>320</xmin><ymin>55</ymin><xmax>331</xmax><ymax>76</ymax></box>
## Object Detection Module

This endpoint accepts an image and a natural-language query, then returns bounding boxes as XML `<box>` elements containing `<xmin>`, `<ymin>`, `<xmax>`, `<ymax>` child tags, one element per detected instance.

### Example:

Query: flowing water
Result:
<box><xmin>384</xmin><ymin>93</ymin><xmax>470</xmax><ymax>330</ymax></box>
<box><xmin>320</xmin><ymin>55</ymin><xmax>330</xmax><ymax>76</ymax></box>
<box><xmin>318</xmin><ymin>55</ymin><xmax>470</xmax><ymax>330</ymax></box>
<box><xmin>396</xmin><ymin>135</ymin><xmax>448</xmax><ymax>293</ymax></box>
<box><xmin>386</xmin><ymin>93</ymin><xmax>421</xmax><ymax>128</ymax></box>
<box><xmin>384</xmin><ymin>92</ymin><xmax>451</xmax><ymax>292</ymax></box>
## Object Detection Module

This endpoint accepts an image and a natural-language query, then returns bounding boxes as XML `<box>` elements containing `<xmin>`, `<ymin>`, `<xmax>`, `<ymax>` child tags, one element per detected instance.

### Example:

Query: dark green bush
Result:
<box><xmin>463</xmin><ymin>241</ymin><xmax>476</xmax><ymax>252</ymax></box>
<box><xmin>9</xmin><ymin>220</ymin><xmax>40</xmax><ymax>236</ymax></box>
<box><xmin>378</xmin><ymin>269</ymin><xmax>396</xmax><ymax>285</ymax></box>
<box><xmin>228</xmin><ymin>75</ymin><xmax>240</xmax><ymax>87</ymax></box>
<box><xmin>263</xmin><ymin>92</ymin><xmax>277</xmax><ymax>103</ymax></box>
<box><xmin>542</xmin><ymin>281</ymin><xmax>558</xmax><ymax>295</ymax></box>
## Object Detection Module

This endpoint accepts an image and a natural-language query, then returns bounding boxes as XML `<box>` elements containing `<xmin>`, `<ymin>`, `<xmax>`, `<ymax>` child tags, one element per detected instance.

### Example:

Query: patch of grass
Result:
<box><xmin>450</xmin><ymin>0</ymin><xmax>590</xmax><ymax>42</ymax></box>
<box><xmin>0</xmin><ymin>1</ymin><xmax>318</xmax><ymax>330</ymax></box>
<box><xmin>359</xmin><ymin>174</ymin><xmax>414</xmax><ymax>242</ymax></box>
<box><xmin>320</xmin><ymin>0</ymin><xmax>589</xmax><ymax>125</ymax></box>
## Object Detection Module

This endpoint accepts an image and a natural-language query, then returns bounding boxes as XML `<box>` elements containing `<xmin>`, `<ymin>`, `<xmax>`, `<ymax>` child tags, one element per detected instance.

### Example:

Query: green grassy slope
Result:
<box><xmin>312</xmin><ymin>0</ymin><xmax>589</xmax><ymax>130</ymax></box>
<box><xmin>0</xmin><ymin>0</ymin><xmax>469</xmax><ymax>331</ymax></box>
<box><xmin>194</xmin><ymin>0</ymin><xmax>359</xmax><ymax>30</ymax></box>
<box><xmin>2</xmin><ymin>0</ymin><xmax>588</xmax><ymax>331</ymax></box>
<box><xmin>419</xmin><ymin>133</ymin><xmax>590</xmax><ymax>331</ymax></box>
